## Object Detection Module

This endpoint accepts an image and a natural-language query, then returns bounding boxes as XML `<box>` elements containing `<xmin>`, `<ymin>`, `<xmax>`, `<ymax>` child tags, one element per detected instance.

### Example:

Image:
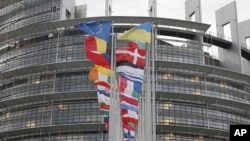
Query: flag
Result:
<box><xmin>105</xmin><ymin>120</ymin><xmax>110</xmax><ymax>132</ymax></box>
<box><xmin>95</xmin><ymin>65</ymin><xmax>112</xmax><ymax>76</ymax></box>
<box><xmin>123</xmin><ymin>116</ymin><xmax>138</xmax><ymax>125</ymax></box>
<box><xmin>78</xmin><ymin>21</ymin><xmax>112</xmax><ymax>42</ymax></box>
<box><xmin>98</xmin><ymin>90</ymin><xmax>110</xmax><ymax>97</ymax></box>
<box><xmin>86</xmin><ymin>51</ymin><xmax>111</xmax><ymax>67</ymax></box>
<box><xmin>97</xmin><ymin>85</ymin><xmax>110</xmax><ymax>94</ymax></box>
<box><xmin>98</xmin><ymin>92</ymin><xmax>110</xmax><ymax>104</ymax></box>
<box><xmin>85</xmin><ymin>36</ymin><xmax>107</xmax><ymax>53</ymax></box>
<box><xmin>116</xmin><ymin>46</ymin><xmax>146</xmax><ymax>67</ymax></box>
<box><xmin>122</xmin><ymin>117</ymin><xmax>138</xmax><ymax>125</ymax></box>
<box><xmin>123</xmin><ymin>124</ymin><xmax>135</xmax><ymax>139</ymax></box>
<box><xmin>121</xmin><ymin>109</ymin><xmax>138</xmax><ymax>118</ymax></box>
<box><xmin>89</xmin><ymin>67</ymin><xmax>111</xmax><ymax>82</ymax></box>
<box><xmin>121</xmin><ymin>93</ymin><xmax>138</xmax><ymax>106</ymax></box>
<box><xmin>117</xmin><ymin>61</ymin><xmax>144</xmax><ymax>76</ymax></box>
<box><xmin>121</xmin><ymin>109</ymin><xmax>138</xmax><ymax>124</ymax></box>
<box><xmin>100</xmin><ymin>103</ymin><xmax>110</xmax><ymax>110</ymax></box>
<box><xmin>120</xmin><ymin>86</ymin><xmax>140</xmax><ymax>99</ymax></box>
<box><xmin>120</xmin><ymin>101</ymin><xmax>138</xmax><ymax>112</ymax></box>
<box><xmin>119</xmin><ymin>72</ymin><xmax>143</xmax><ymax>84</ymax></box>
<box><xmin>94</xmin><ymin>81</ymin><xmax>110</xmax><ymax>89</ymax></box>
<box><xmin>103</xmin><ymin>115</ymin><xmax>109</xmax><ymax>122</ymax></box>
<box><xmin>100</xmin><ymin>103</ymin><xmax>110</xmax><ymax>116</ymax></box>
<box><xmin>102</xmin><ymin>114</ymin><xmax>109</xmax><ymax>130</ymax></box>
<box><xmin>119</xmin><ymin>75</ymin><xmax>142</xmax><ymax>94</ymax></box>
<box><xmin>100</xmin><ymin>109</ymin><xmax>109</xmax><ymax>116</ymax></box>
<box><xmin>97</xmin><ymin>85</ymin><xmax>111</xmax><ymax>96</ymax></box>
<box><xmin>128</xmin><ymin>41</ymin><xmax>147</xmax><ymax>49</ymax></box>
<box><xmin>117</xmin><ymin>22</ymin><xmax>152</xmax><ymax>43</ymax></box>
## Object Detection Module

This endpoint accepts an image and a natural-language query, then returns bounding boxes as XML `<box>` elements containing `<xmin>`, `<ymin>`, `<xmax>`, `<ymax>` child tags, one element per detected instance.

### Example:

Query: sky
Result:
<box><xmin>75</xmin><ymin>0</ymin><xmax>250</xmax><ymax>33</ymax></box>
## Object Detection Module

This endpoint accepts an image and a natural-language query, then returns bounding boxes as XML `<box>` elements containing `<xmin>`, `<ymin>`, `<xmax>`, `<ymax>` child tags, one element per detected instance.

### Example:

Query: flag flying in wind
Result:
<box><xmin>116</xmin><ymin>46</ymin><xmax>146</xmax><ymax>67</ymax></box>
<box><xmin>79</xmin><ymin>21</ymin><xmax>112</xmax><ymax>42</ymax></box>
<box><xmin>85</xmin><ymin>36</ymin><xmax>107</xmax><ymax>53</ymax></box>
<box><xmin>89</xmin><ymin>67</ymin><xmax>111</xmax><ymax>83</ymax></box>
<box><xmin>120</xmin><ymin>101</ymin><xmax>138</xmax><ymax>112</ymax></box>
<box><xmin>94</xmin><ymin>65</ymin><xmax>112</xmax><ymax>76</ymax></box>
<box><xmin>123</xmin><ymin>123</ymin><xmax>136</xmax><ymax>139</ymax></box>
<box><xmin>116</xmin><ymin>61</ymin><xmax>144</xmax><ymax>76</ymax></box>
<box><xmin>115</xmin><ymin>22</ymin><xmax>152</xmax><ymax>140</ymax></box>
<box><xmin>86</xmin><ymin>51</ymin><xmax>111</xmax><ymax>67</ymax></box>
<box><xmin>119</xmin><ymin>72</ymin><xmax>143</xmax><ymax>84</ymax></box>
<box><xmin>120</xmin><ymin>93</ymin><xmax>138</xmax><ymax>106</ymax></box>
<box><xmin>98</xmin><ymin>93</ymin><xmax>110</xmax><ymax>105</ymax></box>
<box><xmin>128</xmin><ymin>41</ymin><xmax>147</xmax><ymax>49</ymax></box>
<box><xmin>121</xmin><ymin>109</ymin><xmax>138</xmax><ymax>124</ymax></box>
<box><xmin>98</xmin><ymin>89</ymin><xmax>110</xmax><ymax>97</ymax></box>
<box><xmin>80</xmin><ymin>21</ymin><xmax>152</xmax><ymax>139</ymax></box>
<box><xmin>80</xmin><ymin>21</ymin><xmax>111</xmax><ymax>68</ymax></box>
<box><xmin>94</xmin><ymin>80</ymin><xmax>111</xmax><ymax>89</ymax></box>
<box><xmin>100</xmin><ymin>103</ymin><xmax>110</xmax><ymax>116</ymax></box>
<box><xmin>119</xmin><ymin>74</ymin><xmax>142</xmax><ymax>94</ymax></box>
<box><xmin>97</xmin><ymin>85</ymin><xmax>110</xmax><ymax>94</ymax></box>
<box><xmin>79</xmin><ymin>21</ymin><xmax>113</xmax><ymax>132</ymax></box>
<box><xmin>117</xmin><ymin>22</ymin><xmax>152</xmax><ymax>43</ymax></box>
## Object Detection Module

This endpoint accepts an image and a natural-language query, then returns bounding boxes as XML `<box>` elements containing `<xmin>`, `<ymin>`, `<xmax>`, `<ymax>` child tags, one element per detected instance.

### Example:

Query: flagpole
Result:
<box><xmin>138</xmin><ymin>85</ymin><xmax>145</xmax><ymax>141</ymax></box>
<box><xmin>114</xmin><ymin>33</ymin><xmax>123</xmax><ymax>141</ymax></box>
<box><xmin>152</xmin><ymin>22</ymin><xmax>156</xmax><ymax>141</ymax></box>
<box><xmin>144</xmin><ymin>23</ymin><xmax>152</xmax><ymax>141</ymax></box>
<box><xmin>109</xmin><ymin>21</ymin><xmax>114</xmax><ymax>141</ymax></box>
<box><xmin>109</xmin><ymin>21</ymin><xmax>123</xmax><ymax>141</ymax></box>
<box><xmin>117</xmin><ymin>72</ymin><xmax>124</xmax><ymax>141</ymax></box>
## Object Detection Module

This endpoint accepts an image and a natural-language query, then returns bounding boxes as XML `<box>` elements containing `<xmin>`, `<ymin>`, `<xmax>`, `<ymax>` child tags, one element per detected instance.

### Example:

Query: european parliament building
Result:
<box><xmin>0</xmin><ymin>0</ymin><xmax>250</xmax><ymax>140</ymax></box>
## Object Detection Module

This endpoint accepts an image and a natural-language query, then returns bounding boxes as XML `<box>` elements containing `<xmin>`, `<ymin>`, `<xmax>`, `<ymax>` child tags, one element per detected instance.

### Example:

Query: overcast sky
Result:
<box><xmin>75</xmin><ymin>0</ymin><xmax>250</xmax><ymax>33</ymax></box>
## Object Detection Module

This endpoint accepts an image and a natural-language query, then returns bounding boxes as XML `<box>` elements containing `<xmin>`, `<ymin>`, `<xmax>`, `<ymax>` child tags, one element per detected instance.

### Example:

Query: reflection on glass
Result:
<box><xmin>26</xmin><ymin>121</ymin><xmax>36</xmax><ymax>128</ymax></box>
<box><xmin>58</xmin><ymin>103</ymin><xmax>68</xmax><ymax>110</ymax></box>
<box><xmin>163</xmin><ymin>73</ymin><xmax>172</xmax><ymax>79</ymax></box>
<box><xmin>163</xmin><ymin>117</ymin><xmax>173</xmax><ymax>125</ymax></box>
<box><xmin>162</xmin><ymin>103</ymin><xmax>173</xmax><ymax>109</ymax></box>
<box><xmin>219</xmin><ymin>81</ymin><xmax>227</xmax><ymax>87</ymax></box>
<box><xmin>192</xmin><ymin>76</ymin><xmax>200</xmax><ymax>82</ymax></box>
<box><xmin>194</xmin><ymin>135</ymin><xmax>204</xmax><ymax>141</ymax></box>
<box><xmin>164</xmin><ymin>133</ymin><xmax>174</xmax><ymax>140</ymax></box>
<box><xmin>194</xmin><ymin>90</ymin><xmax>201</xmax><ymax>95</ymax></box>
<box><xmin>5</xmin><ymin>112</ymin><xmax>10</xmax><ymax>118</ymax></box>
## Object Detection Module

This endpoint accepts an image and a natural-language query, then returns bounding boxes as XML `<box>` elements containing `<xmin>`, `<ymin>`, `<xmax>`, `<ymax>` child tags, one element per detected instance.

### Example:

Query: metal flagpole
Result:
<box><xmin>113</xmin><ymin>34</ymin><xmax>123</xmax><ymax>141</ymax></box>
<box><xmin>109</xmin><ymin>22</ymin><xmax>123</xmax><ymax>141</ymax></box>
<box><xmin>152</xmin><ymin>23</ymin><xmax>156</xmax><ymax>141</ymax></box>
<box><xmin>117</xmin><ymin>77</ymin><xmax>123</xmax><ymax>141</ymax></box>
<box><xmin>138</xmin><ymin>85</ymin><xmax>145</xmax><ymax>141</ymax></box>
<box><xmin>109</xmin><ymin>21</ymin><xmax>115</xmax><ymax>141</ymax></box>
<box><xmin>144</xmin><ymin>23</ymin><xmax>152</xmax><ymax>141</ymax></box>
<box><xmin>108</xmin><ymin>23</ymin><xmax>114</xmax><ymax>141</ymax></box>
<box><xmin>105</xmin><ymin>5</ymin><xmax>115</xmax><ymax>141</ymax></box>
<box><xmin>138</xmin><ymin>22</ymin><xmax>154</xmax><ymax>141</ymax></box>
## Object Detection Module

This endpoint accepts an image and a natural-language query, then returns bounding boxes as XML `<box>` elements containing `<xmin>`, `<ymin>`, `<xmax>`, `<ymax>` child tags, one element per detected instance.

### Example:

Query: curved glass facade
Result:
<box><xmin>0</xmin><ymin>0</ymin><xmax>61</xmax><ymax>33</ymax></box>
<box><xmin>1</xmin><ymin>1</ymin><xmax>250</xmax><ymax>141</ymax></box>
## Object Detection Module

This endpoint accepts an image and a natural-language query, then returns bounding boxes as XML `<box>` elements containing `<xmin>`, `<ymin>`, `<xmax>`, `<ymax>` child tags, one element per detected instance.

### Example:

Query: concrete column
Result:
<box><xmin>239</xmin><ymin>20</ymin><xmax>250</xmax><ymax>75</ymax></box>
<box><xmin>185</xmin><ymin>0</ymin><xmax>202</xmax><ymax>22</ymax></box>
<box><xmin>105</xmin><ymin>0</ymin><xmax>112</xmax><ymax>16</ymax></box>
<box><xmin>149</xmin><ymin>0</ymin><xmax>157</xmax><ymax>17</ymax></box>
<box><xmin>215</xmin><ymin>1</ymin><xmax>242</xmax><ymax>72</ymax></box>
<box><xmin>185</xmin><ymin>0</ymin><xmax>203</xmax><ymax>64</ymax></box>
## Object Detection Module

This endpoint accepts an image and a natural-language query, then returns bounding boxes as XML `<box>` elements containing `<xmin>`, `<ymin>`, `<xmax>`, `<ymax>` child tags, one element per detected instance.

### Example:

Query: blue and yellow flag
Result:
<box><xmin>117</xmin><ymin>22</ymin><xmax>152</xmax><ymax>43</ymax></box>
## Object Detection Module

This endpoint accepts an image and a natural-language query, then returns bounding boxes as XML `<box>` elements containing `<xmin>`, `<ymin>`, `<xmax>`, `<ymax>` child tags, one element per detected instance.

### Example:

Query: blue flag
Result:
<box><xmin>78</xmin><ymin>21</ymin><xmax>112</xmax><ymax>42</ymax></box>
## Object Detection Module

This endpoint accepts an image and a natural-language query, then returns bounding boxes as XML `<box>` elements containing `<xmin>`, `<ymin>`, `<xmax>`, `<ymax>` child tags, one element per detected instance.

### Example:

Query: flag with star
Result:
<box><xmin>78</xmin><ymin>21</ymin><xmax>112</xmax><ymax>42</ymax></box>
